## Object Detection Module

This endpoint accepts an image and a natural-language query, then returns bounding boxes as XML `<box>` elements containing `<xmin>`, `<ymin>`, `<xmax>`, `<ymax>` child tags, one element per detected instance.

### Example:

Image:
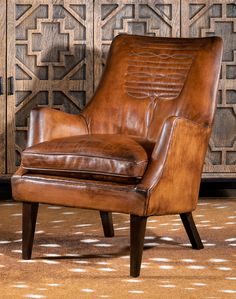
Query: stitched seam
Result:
<box><xmin>79</xmin><ymin>114</ymin><xmax>90</xmax><ymax>134</ymax></box>
<box><xmin>143</xmin><ymin>120</ymin><xmax>177</xmax><ymax>215</ymax></box>
<box><xmin>177</xmin><ymin>116</ymin><xmax>211</xmax><ymax>129</ymax></box>
<box><xmin>22</xmin><ymin>175</ymin><xmax>137</xmax><ymax>192</ymax></box>
<box><xmin>143</xmin><ymin>118</ymin><xmax>208</xmax><ymax>215</ymax></box>
<box><xmin>149</xmin><ymin>117</ymin><xmax>207</xmax><ymax>191</ymax></box>
<box><xmin>142</xmin><ymin>189</ymin><xmax>150</xmax><ymax>216</ymax></box>
<box><xmin>23</xmin><ymin>166</ymin><xmax>143</xmax><ymax>179</ymax></box>
<box><xmin>23</xmin><ymin>152</ymin><xmax>148</xmax><ymax>165</ymax></box>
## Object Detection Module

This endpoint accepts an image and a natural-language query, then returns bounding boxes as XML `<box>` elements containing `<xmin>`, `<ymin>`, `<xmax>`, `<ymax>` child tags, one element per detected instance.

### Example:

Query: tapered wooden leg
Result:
<box><xmin>100</xmin><ymin>211</ymin><xmax>114</xmax><ymax>237</ymax></box>
<box><xmin>130</xmin><ymin>215</ymin><xmax>147</xmax><ymax>277</ymax></box>
<box><xmin>180</xmin><ymin>212</ymin><xmax>204</xmax><ymax>250</ymax></box>
<box><xmin>22</xmin><ymin>202</ymin><xmax>39</xmax><ymax>259</ymax></box>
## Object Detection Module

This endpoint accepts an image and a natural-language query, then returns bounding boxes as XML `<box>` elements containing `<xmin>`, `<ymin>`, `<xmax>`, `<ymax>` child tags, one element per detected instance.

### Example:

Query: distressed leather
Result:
<box><xmin>12</xmin><ymin>167</ymin><xmax>147</xmax><ymax>215</ymax></box>
<box><xmin>27</xmin><ymin>107</ymin><xmax>89</xmax><ymax>147</ymax></box>
<box><xmin>12</xmin><ymin>34</ymin><xmax>223</xmax><ymax>216</ymax></box>
<box><xmin>22</xmin><ymin>134</ymin><xmax>148</xmax><ymax>182</ymax></box>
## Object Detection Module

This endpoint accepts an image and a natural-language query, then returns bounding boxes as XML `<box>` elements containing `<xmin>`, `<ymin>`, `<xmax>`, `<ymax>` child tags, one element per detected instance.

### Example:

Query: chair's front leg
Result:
<box><xmin>22</xmin><ymin>202</ymin><xmax>39</xmax><ymax>259</ymax></box>
<box><xmin>100</xmin><ymin>211</ymin><xmax>114</xmax><ymax>237</ymax></box>
<box><xmin>180</xmin><ymin>212</ymin><xmax>204</xmax><ymax>250</ymax></box>
<box><xmin>130</xmin><ymin>215</ymin><xmax>147</xmax><ymax>277</ymax></box>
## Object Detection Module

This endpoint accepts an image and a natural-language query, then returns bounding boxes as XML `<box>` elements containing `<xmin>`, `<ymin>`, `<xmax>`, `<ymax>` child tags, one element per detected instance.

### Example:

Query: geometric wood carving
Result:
<box><xmin>7</xmin><ymin>1</ymin><xmax>93</xmax><ymax>171</ymax></box>
<box><xmin>0</xmin><ymin>0</ymin><xmax>6</xmax><ymax>174</ymax></box>
<box><xmin>181</xmin><ymin>0</ymin><xmax>236</xmax><ymax>178</ymax></box>
<box><xmin>2</xmin><ymin>0</ymin><xmax>235</xmax><ymax>178</ymax></box>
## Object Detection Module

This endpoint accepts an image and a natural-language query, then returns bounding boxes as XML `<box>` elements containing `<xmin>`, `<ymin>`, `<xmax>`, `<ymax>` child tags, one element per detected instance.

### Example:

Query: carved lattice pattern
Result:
<box><xmin>181</xmin><ymin>0</ymin><xmax>236</xmax><ymax>177</ymax></box>
<box><xmin>11</xmin><ymin>1</ymin><xmax>93</xmax><ymax>168</ymax></box>
<box><xmin>4</xmin><ymin>0</ymin><xmax>235</xmax><ymax>177</ymax></box>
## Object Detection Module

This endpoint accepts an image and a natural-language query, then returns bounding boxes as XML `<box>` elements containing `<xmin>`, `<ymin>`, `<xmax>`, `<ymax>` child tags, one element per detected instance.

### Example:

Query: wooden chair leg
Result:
<box><xmin>180</xmin><ymin>212</ymin><xmax>204</xmax><ymax>250</ymax></box>
<box><xmin>100</xmin><ymin>211</ymin><xmax>114</xmax><ymax>237</ymax></box>
<box><xmin>22</xmin><ymin>202</ymin><xmax>39</xmax><ymax>259</ymax></box>
<box><xmin>130</xmin><ymin>215</ymin><xmax>147</xmax><ymax>277</ymax></box>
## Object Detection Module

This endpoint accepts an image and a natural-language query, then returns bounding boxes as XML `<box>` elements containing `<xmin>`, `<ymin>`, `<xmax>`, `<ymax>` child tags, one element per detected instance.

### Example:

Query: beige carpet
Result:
<box><xmin>0</xmin><ymin>198</ymin><xmax>235</xmax><ymax>299</ymax></box>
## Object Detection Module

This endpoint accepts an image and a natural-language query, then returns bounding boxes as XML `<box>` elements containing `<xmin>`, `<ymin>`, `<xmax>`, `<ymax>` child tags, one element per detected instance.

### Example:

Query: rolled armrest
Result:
<box><xmin>136</xmin><ymin>116</ymin><xmax>211</xmax><ymax>216</ymax></box>
<box><xmin>27</xmin><ymin>107</ymin><xmax>89</xmax><ymax>147</ymax></box>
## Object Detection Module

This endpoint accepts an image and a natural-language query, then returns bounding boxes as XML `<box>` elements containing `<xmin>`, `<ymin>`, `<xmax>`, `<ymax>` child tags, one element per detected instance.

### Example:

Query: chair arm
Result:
<box><xmin>136</xmin><ymin>116</ymin><xmax>211</xmax><ymax>215</ymax></box>
<box><xmin>27</xmin><ymin>107</ymin><xmax>89</xmax><ymax>147</ymax></box>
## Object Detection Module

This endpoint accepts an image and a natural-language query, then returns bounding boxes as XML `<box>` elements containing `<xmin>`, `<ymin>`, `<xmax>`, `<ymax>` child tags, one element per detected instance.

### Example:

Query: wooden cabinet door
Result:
<box><xmin>0</xmin><ymin>0</ymin><xmax>6</xmax><ymax>174</ymax></box>
<box><xmin>4</xmin><ymin>0</ymin><xmax>235</xmax><ymax>178</ymax></box>
<box><xmin>6</xmin><ymin>0</ymin><xmax>93</xmax><ymax>173</ymax></box>
<box><xmin>181</xmin><ymin>0</ymin><xmax>236</xmax><ymax>178</ymax></box>
<box><xmin>94</xmin><ymin>0</ymin><xmax>181</xmax><ymax>89</ymax></box>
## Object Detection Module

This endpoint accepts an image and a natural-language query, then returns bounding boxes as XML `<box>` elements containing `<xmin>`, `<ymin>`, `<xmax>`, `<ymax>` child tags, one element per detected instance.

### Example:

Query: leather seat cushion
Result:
<box><xmin>22</xmin><ymin>134</ymin><xmax>148</xmax><ymax>182</ymax></box>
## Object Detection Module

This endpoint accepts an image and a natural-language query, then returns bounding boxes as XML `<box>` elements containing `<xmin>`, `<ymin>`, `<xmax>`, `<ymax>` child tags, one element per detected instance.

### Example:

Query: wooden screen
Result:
<box><xmin>6</xmin><ymin>0</ymin><xmax>93</xmax><ymax>172</ymax></box>
<box><xmin>0</xmin><ymin>0</ymin><xmax>235</xmax><ymax>178</ymax></box>
<box><xmin>181</xmin><ymin>0</ymin><xmax>236</xmax><ymax>178</ymax></box>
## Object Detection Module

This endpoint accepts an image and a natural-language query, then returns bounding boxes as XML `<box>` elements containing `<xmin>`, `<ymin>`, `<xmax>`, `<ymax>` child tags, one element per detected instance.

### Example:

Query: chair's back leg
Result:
<box><xmin>180</xmin><ymin>212</ymin><xmax>204</xmax><ymax>249</ymax></box>
<box><xmin>22</xmin><ymin>202</ymin><xmax>39</xmax><ymax>259</ymax></box>
<box><xmin>130</xmin><ymin>215</ymin><xmax>147</xmax><ymax>277</ymax></box>
<box><xmin>100</xmin><ymin>211</ymin><xmax>114</xmax><ymax>237</ymax></box>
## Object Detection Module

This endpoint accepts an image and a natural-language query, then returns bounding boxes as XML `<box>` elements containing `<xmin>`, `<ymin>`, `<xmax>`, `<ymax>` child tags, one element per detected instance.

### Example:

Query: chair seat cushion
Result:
<box><xmin>22</xmin><ymin>134</ymin><xmax>148</xmax><ymax>182</ymax></box>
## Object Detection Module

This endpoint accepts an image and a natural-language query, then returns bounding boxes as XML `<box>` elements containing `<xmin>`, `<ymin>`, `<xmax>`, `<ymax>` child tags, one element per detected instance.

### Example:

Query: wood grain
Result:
<box><xmin>0</xmin><ymin>0</ymin><xmax>6</xmax><ymax>174</ymax></box>
<box><xmin>6</xmin><ymin>0</ymin><xmax>93</xmax><ymax>172</ymax></box>
<box><xmin>1</xmin><ymin>0</ymin><xmax>235</xmax><ymax>178</ymax></box>
<box><xmin>181</xmin><ymin>0</ymin><xmax>236</xmax><ymax>178</ymax></box>
<box><xmin>6</xmin><ymin>0</ymin><xmax>16</xmax><ymax>173</ymax></box>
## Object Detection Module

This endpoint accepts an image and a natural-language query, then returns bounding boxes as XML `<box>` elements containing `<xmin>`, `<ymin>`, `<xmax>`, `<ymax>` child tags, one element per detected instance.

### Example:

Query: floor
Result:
<box><xmin>0</xmin><ymin>198</ymin><xmax>235</xmax><ymax>299</ymax></box>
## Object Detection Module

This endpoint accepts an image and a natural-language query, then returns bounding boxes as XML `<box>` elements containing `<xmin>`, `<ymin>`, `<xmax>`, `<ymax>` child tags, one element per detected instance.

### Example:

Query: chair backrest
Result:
<box><xmin>82</xmin><ymin>34</ymin><xmax>223</xmax><ymax>142</ymax></box>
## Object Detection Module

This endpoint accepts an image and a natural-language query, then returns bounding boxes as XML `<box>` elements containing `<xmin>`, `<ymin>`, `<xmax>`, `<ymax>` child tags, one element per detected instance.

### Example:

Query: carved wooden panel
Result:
<box><xmin>0</xmin><ymin>0</ymin><xmax>6</xmax><ymax>174</ymax></box>
<box><xmin>181</xmin><ymin>0</ymin><xmax>236</xmax><ymax>178</ymax></box>
<box><xmin>6</xmin><ymin>0</ymin><xmax>93</xmax><ymax>172</ymax></box>
<box><xmin>94</xmin><ymin>0</ymin><xmax>180</xmax><ymax>89</ymax></box>
<box><xmin>2</xmin><ymin>0</ymin><xmax>234</xmax><ymax>178</ymax></box>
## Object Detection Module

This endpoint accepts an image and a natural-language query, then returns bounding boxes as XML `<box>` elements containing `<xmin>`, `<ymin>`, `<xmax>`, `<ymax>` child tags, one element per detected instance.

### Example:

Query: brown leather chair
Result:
<box><xmin>12</xmin><ymin>34</ymin><xmax>223</xmax><ymax>277</ymax></box>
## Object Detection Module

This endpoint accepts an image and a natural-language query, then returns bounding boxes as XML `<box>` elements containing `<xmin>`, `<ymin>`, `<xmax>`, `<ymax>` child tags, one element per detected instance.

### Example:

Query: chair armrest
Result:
<box><xmin>136</xmin><ymin>116</ymin><xmax>211</xmax><ymax>215</ymax></box>
<box><xmin>27</xmin><ymin>107</ymin><xmax>89</xmax><ymax>147</ymax></box>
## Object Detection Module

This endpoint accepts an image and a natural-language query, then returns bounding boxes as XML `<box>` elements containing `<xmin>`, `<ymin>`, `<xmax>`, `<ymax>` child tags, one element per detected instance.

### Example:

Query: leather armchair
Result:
<box><xmin>12</xmin><ymin>34</ymin><xmax>223</xmax><ymax>277</ymax></box>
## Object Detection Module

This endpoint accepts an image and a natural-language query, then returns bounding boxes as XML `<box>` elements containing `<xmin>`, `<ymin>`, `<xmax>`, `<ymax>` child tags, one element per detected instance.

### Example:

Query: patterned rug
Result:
<box><xmin>0</xmin><ymin>198</ymin><xmax>235</xmax><ymax>299</ymax></box>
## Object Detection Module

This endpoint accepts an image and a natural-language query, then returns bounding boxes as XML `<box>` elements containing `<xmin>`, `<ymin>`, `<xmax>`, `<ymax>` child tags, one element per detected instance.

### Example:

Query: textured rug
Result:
<box><xmin>0</xmin><ymin>198</ymin><xmax>235</xmax><ymax>299</ymax></box>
